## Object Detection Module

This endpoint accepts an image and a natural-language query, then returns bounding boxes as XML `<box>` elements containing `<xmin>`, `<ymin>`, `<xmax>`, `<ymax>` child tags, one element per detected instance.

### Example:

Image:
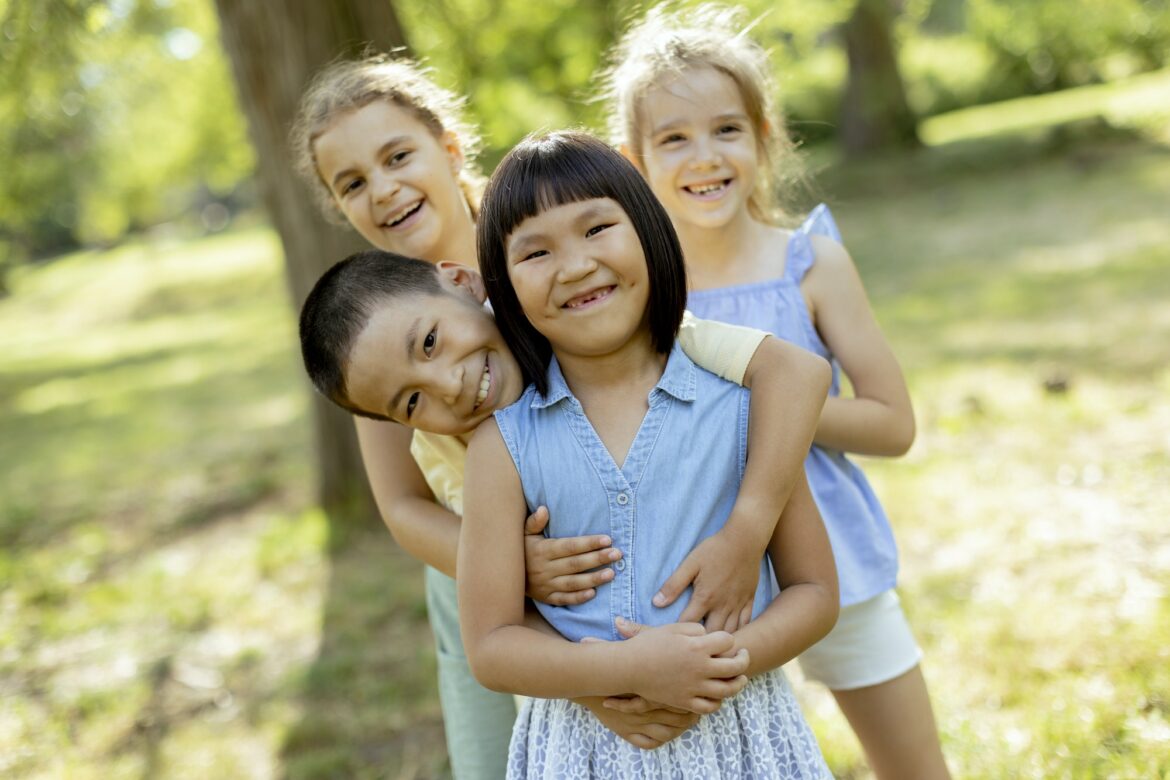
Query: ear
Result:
<box><xmin>441</xmin><ymin>130</ymin><xmax>465</xmax><ymax>175</ymax></box>
<box><xmin>619</xmin><ymin>143</ymin><xmax>644</xmax><ymax>173</ymax></box>
<box><xmin>436</xmin><ymin>260</ymin><xmax>486</xmax><ymax>304</ymax></box>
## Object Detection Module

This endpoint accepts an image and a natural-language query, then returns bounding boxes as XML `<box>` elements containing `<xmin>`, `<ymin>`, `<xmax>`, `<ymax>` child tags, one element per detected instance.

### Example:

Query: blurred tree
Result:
<box><xmin>212</xmin><ymin>0</ymin><xmax>409</xmax><ymax>519</ymax></box>
<box><xmin>0</xmin><ymin>0</ymin><xmax>253</xmax><ymax>260</ymax></box>
<box><xmin>839</xmin><ymin>0</ymin><xmax>920</xmax><ymax>153</ymax></box>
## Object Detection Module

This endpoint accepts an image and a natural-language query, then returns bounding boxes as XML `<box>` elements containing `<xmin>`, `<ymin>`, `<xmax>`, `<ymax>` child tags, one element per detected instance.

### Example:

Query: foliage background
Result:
<box><xmin>1</xmin><ymin>0</ymin><xmax>1169</xmax><ymax>778</ymax></box>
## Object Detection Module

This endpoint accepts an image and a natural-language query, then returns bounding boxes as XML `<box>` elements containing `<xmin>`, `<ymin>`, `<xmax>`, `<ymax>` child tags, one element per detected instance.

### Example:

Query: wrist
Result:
<box><xmin>720</xmin><ymin>500</ymin><xmax>775</xmax><ymax>555</ymax></box>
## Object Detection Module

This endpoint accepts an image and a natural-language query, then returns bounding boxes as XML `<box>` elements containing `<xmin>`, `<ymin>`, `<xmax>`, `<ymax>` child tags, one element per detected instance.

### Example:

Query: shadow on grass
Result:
<box><xmin>281</xmin><ymin>514</ymin><xmax>449</xmax><ymax>780</ymax></box>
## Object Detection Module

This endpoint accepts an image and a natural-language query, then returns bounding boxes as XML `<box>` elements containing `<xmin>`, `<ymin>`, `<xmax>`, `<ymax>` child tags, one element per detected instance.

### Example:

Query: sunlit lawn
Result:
<box><xmin>2</xmin><ymin>86</ymin><xmax>1169</xmax><ymax>777</ymax></box>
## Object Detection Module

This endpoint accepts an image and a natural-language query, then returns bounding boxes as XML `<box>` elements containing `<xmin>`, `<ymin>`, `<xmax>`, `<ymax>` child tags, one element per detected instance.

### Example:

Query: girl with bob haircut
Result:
<box><xmin>461</xmin><ymin>130</ymin><xmax>838</xmax><ymax>778</ymax></box>
<box><xmin>598</xmin><ymin>4</ymin><xmax>951</xmax><ymax>778</ymax></box>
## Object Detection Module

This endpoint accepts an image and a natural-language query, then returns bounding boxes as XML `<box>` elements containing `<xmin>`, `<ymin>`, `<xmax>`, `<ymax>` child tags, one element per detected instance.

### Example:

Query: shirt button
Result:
<box><xmin>615</xmin><ymin>559</ymin><xmax>626</xmax><ymax>571</ymax></box>
<box><xmin>616</xmin><ymin>492</ymin><xmax>630</xmax><ymax>505</ymax></box>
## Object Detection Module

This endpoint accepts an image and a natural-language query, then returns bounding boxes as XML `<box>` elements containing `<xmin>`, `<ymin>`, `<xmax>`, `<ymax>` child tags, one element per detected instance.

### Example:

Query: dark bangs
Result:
<box><xmin>476</xmin><ymin>131</ymin><xmax>687</xmax><ymax>396</ymax></box>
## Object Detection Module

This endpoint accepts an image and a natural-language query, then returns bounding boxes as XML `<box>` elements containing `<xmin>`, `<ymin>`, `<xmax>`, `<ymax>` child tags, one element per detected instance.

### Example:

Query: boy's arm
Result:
<box><xmin>664</xmin><ymin>318</ymin><xmax>831</xmax><ymax>632</ymax></box>
<box><xmin>803</xmin><ymin>235</ymin><xmax>915</xmax><ymax>456</ymax></box>
<box><xmin>460</xmin><ymin>420</ymin><xmax>749</xmax><ymax>710</ymax></box>
<box><xmin>355</xmin><ymin>417</ymin><xmax>460</xmax><ymax>576</ymax></box>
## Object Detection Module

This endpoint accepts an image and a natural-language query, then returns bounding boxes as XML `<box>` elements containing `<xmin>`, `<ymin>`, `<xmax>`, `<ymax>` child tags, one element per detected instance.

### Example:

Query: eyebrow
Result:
<box><xmin>649</xmin><ymin>112</ymin><xmax>749</xmax><ymax>137</ymax></box>
<box><xmin>508</xmin><ymin>203</ymin><xmax>616</xmax><ymax>257</ymax></box>
<box><xmin>329</xmin><ymin>135</ymin><xmax>412</xmax><ymax>190</ymax></box>
<box><xmin>387</xmin><ymin>316</ymin><xmax>421</xmax><ymax>416</ymax></box>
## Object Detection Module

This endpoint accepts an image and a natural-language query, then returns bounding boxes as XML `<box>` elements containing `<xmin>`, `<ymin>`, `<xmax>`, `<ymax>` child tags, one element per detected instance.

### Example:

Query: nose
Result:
<box><xmin>556</xmin><ymin>246</ymin><xmax>598</xmax><ymax>284</ymax></box>
<box><xmin>369</xmin><ymin>169</ymin><xmax>400</xmax><ymax>204</ymax></box>
<box><xmin>436</xmin><ymin>362</ymin><xmax>464</xmax><ymax>407</ymax></box>
<box><xmin>690</xmin><ymin>137</ymin><xmax>721</xmax><ymax>170</ymax></box>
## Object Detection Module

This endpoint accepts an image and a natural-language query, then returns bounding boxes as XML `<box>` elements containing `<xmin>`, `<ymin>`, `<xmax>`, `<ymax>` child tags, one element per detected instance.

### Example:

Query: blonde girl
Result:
<box><xmin>599</xmin><ymin>5</ymin><xmax>951</xmax><ymax>778</ymax></box>
<box><xmin>290</xmin><ymin>54</ymin><xmax>831</xmax><ymax>774</ymax></box>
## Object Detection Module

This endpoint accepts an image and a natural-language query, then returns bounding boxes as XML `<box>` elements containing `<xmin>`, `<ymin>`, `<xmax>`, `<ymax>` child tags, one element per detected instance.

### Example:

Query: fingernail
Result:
<box><xmin>600</xmin><ymin>536</ymin><xmax>611</xmax><ymax>546</ymax></box>
<box><xmin>652</xmin><ymin>593</ymin><xmax>666</xmax><ymax>607</ymax></box>
<box><xmin>608</xmin><ymin>549</ymin><xmax>621</xmax><ymax>560</ymax></box>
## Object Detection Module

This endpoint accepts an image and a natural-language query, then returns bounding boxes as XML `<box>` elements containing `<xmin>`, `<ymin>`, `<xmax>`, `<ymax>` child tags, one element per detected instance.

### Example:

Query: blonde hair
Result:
<box><xmin>597</xmin><ymin>3</ymin><xmax>807</xmax><ymax>224</ymax></box>
<box><xmin>290</xmin><ymin>54</ymin><xmax>486</xmax><ymax>224</ymax></box>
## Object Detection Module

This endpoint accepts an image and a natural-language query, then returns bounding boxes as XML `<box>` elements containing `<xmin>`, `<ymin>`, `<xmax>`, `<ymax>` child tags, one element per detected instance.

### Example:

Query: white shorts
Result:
<box><xmin>796</xmin><ymin>589</ymin><xmax>922</xmax><ymax>691</ymax></box>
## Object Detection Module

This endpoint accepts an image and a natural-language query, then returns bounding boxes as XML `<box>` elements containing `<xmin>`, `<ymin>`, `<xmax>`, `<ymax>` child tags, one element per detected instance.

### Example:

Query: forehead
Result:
<box><xmin>639</xmin><ymin>66</ymin><xmax>747</xmax><ymax>129</ymax></box>
<box><xmin>314</xmin><ymin>100</ymin><xmax>436</xmax><ymax>169</ymax></box>
<box><xmin>509</xmin><ymin>197</ymin><xmax>624</xmax><ymax>239</ymax></box>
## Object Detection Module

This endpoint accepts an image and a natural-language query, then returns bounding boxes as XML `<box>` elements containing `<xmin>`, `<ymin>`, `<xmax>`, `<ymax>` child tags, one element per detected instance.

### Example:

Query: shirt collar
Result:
<box><xmin>530</xmin><ymin>340</ymin><xmax>696</xmax><ymax>409</ymax></box>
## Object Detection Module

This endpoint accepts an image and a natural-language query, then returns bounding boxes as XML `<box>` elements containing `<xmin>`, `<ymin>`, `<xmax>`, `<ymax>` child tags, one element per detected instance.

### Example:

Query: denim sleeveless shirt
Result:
<box><xmin>493</xmin><ymin>342</ymin><xmax>773</xmax><ymax>642</ymax></box>
<box><xmin>686</xmin><ymin>205</ymin><xmax>899</xmax><ymax>607</ymax></box>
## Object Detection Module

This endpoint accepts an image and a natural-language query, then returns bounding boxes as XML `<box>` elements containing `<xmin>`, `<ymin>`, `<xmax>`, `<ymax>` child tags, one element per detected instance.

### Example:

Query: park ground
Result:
<box><xmin>2</xmin><ymin>72</ymin><xmax>1169</xmax><ymax>778</ymax></box>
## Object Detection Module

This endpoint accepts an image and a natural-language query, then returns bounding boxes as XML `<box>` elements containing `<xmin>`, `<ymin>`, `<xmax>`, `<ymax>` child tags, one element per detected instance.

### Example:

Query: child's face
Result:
<box><xmin>505</xmin><ymin>197</ymin><xmax>651</xmax><ymax>360</ymax></box>
<box><xmin>634</xmin><ymin>66</ymin><xmax>760</xmax><ymax>230</ymax></box>
<box><xmin>343</xmin><ymin>265</ymin><xmax>524</xmax><ymax>435</ymax></box>
<box><xmin>314</xmin><ymin>100</ymin><xmax>470</xmax><ymax>263</ymax></box>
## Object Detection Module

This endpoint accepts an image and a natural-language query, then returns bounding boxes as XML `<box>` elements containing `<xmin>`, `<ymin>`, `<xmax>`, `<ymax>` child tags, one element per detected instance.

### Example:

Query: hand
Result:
<box><xmin>615</xmin><ymin>618</ymin><xmax>749</xmax><ymax>714</ymax></box>
<box><xmin>524</xmin><ymin>506</ymin><xmax>622</xmax><ymax>605</ymax></box>
<box><xmin>653</xmin><ymin>527</ymin><xmax>762</xmax><ymax>633</ymax></box>
<box><xmin>577</xmin><ymin>695</ymin><xmax>699</xmax><ymax>750</ymax></box>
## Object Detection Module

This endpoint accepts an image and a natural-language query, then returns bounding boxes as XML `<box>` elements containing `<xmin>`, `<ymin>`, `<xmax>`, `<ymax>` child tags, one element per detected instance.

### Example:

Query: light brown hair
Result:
<box><xmin>290</xmin><ymin>54</ymin><xmax>485</xmax><ymax>224</ymax></box>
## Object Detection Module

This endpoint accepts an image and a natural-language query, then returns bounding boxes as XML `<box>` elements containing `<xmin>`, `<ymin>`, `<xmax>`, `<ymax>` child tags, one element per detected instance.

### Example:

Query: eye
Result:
<box><xmin>388</xmin><ymin>149</ymin><xmax>412</xmax><ymax>166</ymax></box>
<box><xmin>518</xmin><ymin>248</ymin><xmax>548</xmax><ymax>263</ymax></box>
<box><xmin>658</xmin><ymin>132</ymin><xmax>686</xmax><ymax>146</ymax></box>
<box><xmin>717</xmin><ymin>124</ymin><xmax>743</xmax><ymax>136</ymax></box>
<box><xmin>586</xmin><ymin>223</ymin><xmax>613</xmax><ymax>238</ymax></box>
<box><xmin>339</xmin><ymin>177</ymin><xmax>364</xmax><ymax>197</ymax></box>
<box><xmin>422</xmin><ymin>327</ymin><xmax>436</xmax><ymax>355</ymax></box>
<box><xmin>406</xmin><ymin>391</ymin><xmax>420</xmax><ymax>419</ymax></box>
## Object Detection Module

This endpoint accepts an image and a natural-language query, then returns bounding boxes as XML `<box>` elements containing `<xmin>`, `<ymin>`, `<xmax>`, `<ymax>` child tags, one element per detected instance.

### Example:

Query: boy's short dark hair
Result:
<box><xmin>299</xmin><ymin>249</ymin><xmax>442</xmax><ymax>419</ymax></box>
<box><xmin>476</xmin><ymin>131</ymin><xmax>686</xmax><ymax>396</ymax></box>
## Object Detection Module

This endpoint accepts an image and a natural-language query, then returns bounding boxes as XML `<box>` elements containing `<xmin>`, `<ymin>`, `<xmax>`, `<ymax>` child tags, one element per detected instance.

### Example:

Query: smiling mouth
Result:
<box><xmin>683</xmin><ymin>180</ymin><xmax>731</xmax><ymax>196</ymax></box>
<box><xmin>562</xmin><ymin>286</ymin><xmax>615</xmax><ymax>309</ymax></box>
<box><xmin>384</xmin><ymin>200</ymin><xmax>423</xmax><ymax>228</ymax></box>
<box><xmin>473</xmin><ymin>360</ymin><xmax>491</xmax><ymax>409</ymax></box>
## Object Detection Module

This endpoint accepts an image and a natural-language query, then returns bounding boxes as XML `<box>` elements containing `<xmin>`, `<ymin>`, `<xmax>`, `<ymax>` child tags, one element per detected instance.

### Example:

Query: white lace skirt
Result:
<box><xmin>507</xmin><ymin>668</ymin><xmax>830</xmax><ymax>779</ymax></box>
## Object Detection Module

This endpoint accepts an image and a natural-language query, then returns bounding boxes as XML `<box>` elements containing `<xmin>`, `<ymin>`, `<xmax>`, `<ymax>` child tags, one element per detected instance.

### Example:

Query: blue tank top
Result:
<box><xmin>686</xmin><ymin>204</ymin><xmax>898</xmax><ymax>607</ymax></box>
<box><xmin>493</xmin><ymin>342</ymin><xmax>773</xmax><ymax>642</ymax></box>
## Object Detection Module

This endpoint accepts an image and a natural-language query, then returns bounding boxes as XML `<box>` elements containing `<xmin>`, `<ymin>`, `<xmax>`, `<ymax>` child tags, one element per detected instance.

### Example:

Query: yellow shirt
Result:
<box><xmin>410</xmin><ymin>314</ymin><xmax>768</xmax><ymax>514</ymax></box>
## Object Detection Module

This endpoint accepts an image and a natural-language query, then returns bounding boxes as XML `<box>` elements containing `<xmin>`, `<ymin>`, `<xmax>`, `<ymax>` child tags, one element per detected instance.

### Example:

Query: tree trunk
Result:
<box><xmin>840</xmin><ymin>0</ymin><xmax>921</xmax><ymax>154</ymax></box>
<box><xmin>212</xmin><ymin>0</ymin><xmax>409</xmax><ymax>518</ymax></box>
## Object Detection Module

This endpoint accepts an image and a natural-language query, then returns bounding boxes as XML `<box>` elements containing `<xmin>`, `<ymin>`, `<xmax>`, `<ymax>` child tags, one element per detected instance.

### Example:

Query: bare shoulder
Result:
<box><xmin>807</xmin><ymin>233</ymin><xmax>855</xmax><ymax>274</ymax></box>
<box><xmin>466</xmin><ymin>416</ymin><xmax>506</xmax><ymax>461</ymax></box>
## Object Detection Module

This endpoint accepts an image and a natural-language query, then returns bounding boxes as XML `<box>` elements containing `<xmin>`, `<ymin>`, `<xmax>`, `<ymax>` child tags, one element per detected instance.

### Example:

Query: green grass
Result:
<box><xmin>2</xmin><ymin>76</ymin><xmax>1170</xmax><ymax>778</ymax></box>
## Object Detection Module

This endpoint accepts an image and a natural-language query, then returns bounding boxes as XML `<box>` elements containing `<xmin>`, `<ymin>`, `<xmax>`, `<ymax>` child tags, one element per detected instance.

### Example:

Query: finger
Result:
<box><xmin>696</xmin><ymin>629</ymin><xmax>736</xmax><ymax>655</ymax></box>
<box><xmin>550</xmin><ymin>548</ymin><xmax>622</xmax><ymax>577</ymax></box>
<box><xmin>719</xmin><ymin>609</ymin><xmax>740</xmax><ymax>635</ymax></box>
<box><xmin>614</xmin><ymin>616</ymin><xmax>646</xmax><ymax>638</ymax></box>
<box><xmin>626</xmin><ymin>733</ymin><xmax>661</xmax><ymax>750</ymax></box>
<box><xmin>708</xmin><ymin>651</ymin><xmax>750</xmax><ymax>680</ymax></box>
<box><xmin>738</xmin><ymin>605</ymin><xmax>753</xmax><ymax>630</ymax></box>
<box><xmin>603</xmin><ymin>695</ymin><xmax>651</xmax><ymax>714</ymax></box>
<box><xmin>702</xmin><ymin>608</ymin><xmax>730</xmax><ymax>636</ymax></box>
<box><xmin>702</xmin><ymin>672</ymin><xmax>749</xmax><ymax>700</ymax></box>
<box><xmin>653</xmin><ymin>557</ymin><xmax>700</xmax><ymax>608</ymax></box>
<box><xmin>537</xmin><ymin>534</ymin><xmax>616</xmax><ymax>563</ymax></box>
<box><xmin>638</xmin><ymin>723</ymin><xmax>688</xmax><ymax>745</ymax></box>
<box><xmin>523</xmin><ymin>505</ymin><xmax>550</xmax><ymax>535</ymax></box>
<box><xmin>542</xmin><ymin>588</ymin><xmax>597</xmax><ymax>607</ymax></box>
<box><xmin>686</xmin><ymin>697</ymin><xmax>722</xmax><ymax>715</ymax></box>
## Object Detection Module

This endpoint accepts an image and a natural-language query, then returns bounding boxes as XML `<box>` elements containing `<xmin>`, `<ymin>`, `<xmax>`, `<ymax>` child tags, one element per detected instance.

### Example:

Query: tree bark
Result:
<box><xmin>212</xmin><ymin>1</ymin><xmax>409</xmax><ymax>517</ymax></box>
<box><xmin>840</xmin><ymin>0</ymin><xmax>921</xmax><ymax>154</ymax></box>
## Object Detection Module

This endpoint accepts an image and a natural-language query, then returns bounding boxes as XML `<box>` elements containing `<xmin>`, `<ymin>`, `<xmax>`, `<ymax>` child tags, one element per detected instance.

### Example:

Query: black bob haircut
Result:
<box><xmin>476</xmin><ymin>131</ymin><xmax>687</xmax><ymax>396</ymax></box>
<box><xmin>299</xmin><ymin>249</ymin><xmax>442</xmax><ymax>421</ymax></box>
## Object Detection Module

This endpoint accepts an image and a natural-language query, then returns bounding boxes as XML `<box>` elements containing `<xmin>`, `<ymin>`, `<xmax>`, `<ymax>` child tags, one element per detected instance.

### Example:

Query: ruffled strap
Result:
<box><xmin>786</xmin><ymin>203</ymin><xmax>842</xmax><ymax>282</ymax></box>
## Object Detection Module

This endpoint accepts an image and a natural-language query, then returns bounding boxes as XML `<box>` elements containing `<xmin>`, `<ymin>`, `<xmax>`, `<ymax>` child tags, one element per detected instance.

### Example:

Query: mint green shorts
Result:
<box><xmin>425</xmin><ymin>566</ymin><xmax>518</xmax><ymax>778</ymax></box>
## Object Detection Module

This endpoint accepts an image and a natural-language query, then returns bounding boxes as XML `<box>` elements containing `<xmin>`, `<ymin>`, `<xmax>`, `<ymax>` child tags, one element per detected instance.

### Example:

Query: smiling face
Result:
<box><xmin>505</xmin><ymin>197</ymin><xmax>652</xmax><ymax>361</ymax></box>
<box><xmin>313</xmin><ymin>100</ymin><xmax>471</xmax><ymax>262</ymax></box>
<box><xmin>342</xmin><ymin>265</ymin><xmax>523</xmax><ymax>435</ymax></box>
<box><xmin>635</xmin><ymin>66</ymin><xmax>761</xmax><ymax>231</ymax></box>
